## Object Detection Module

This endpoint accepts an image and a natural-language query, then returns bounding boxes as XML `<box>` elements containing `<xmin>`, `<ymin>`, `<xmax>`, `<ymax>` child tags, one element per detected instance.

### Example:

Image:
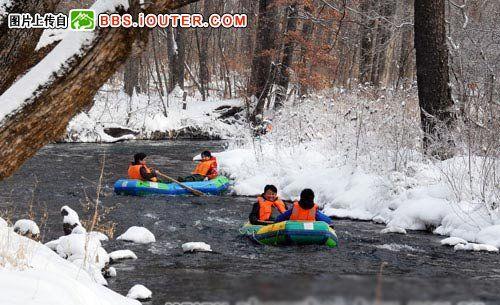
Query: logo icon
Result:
<box><xmin>69</xmin><ymin>9</ymin><xmax>95</xmax><ymax>30</ymax></box>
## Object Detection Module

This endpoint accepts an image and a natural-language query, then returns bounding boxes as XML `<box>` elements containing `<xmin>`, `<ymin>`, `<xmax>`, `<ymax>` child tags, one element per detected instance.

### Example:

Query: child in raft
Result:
<box><xmin>128</xmin><ymin>153</ymin><xmax>160</xmax><ymax>182</ymax></box>
<box><xmin>275</xmin><ymin>188</ymin><xmax>332</xmax><ymax>225</ymax></box>
<box><xmin>178</xmin><ymin>150</ymin><xmax>218</xmax><ymax>182</ymax></box>
<box><xmin>249</xmin><ymin>185</ymin><xmax>287</xmax><ymax>225</ymax></box>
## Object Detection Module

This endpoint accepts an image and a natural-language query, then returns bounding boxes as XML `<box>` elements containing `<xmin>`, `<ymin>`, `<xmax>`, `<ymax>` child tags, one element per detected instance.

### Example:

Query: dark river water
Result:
<box><xmin>0</xmin><ymin>141</ymin><xmax>499</xmax><ymax>305</ymax></box>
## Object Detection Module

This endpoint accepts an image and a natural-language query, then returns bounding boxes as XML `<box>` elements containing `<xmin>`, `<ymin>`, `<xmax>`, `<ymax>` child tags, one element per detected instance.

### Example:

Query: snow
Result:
<box><xmin>376</xmin><ymin>243</ymin><xmax>420</xmax><ymax>252</ymax></box>
<box><xmin>0</xmin><ymin>0</ymin><xmax>130</xmax><ymax>124</ymax></box>
<box><xmin>13</xmin><ymin>219</ymin><xmax>40</xmax><ymax>236</ymax></box>
<box><xmin>55</xmin><ymin>233</ymin><xmax>110</xmax><ymax>285</ymax></box>
<box><xmin>380</xmin><ymin>226</ymin><xmax>407</xmax><ymax>234</ymax></box>
<box><xmin>61</xmin><ymin>205</ymin><xmax>81</xmax><ymax>226</ymax></box>
<box><xmin>90</xmin><ymin>231</ymin><xmax>109</xmax><ymax>242</ymax></box>
<box><xmin>117</xmin><ymin>226</ymin><xmax>156</xmax><ymax>244</ymax></box>
<box><xmin>108</xmin><ymin>266</ymin><xmax>117</xmax><ymax>277</ymax></box>
<box><xmin>71</xmin><ymin>225</ymin><xmax>87</xmax><ymax>234</ymax></box>
<box><xmin>65</xmin><ymin>86</ymin><xmax>244</xmax><ymax>142</ymax></box>
<box><xmin>454</xmin><ymin>243</ymin><xmax>499</xmax><ymax>252</ymax></box>
<box><xmin>440</xmin><ymin>237</ymin><xmax>467</xmax><ymax>246</ymax></box>
<box><xmin>475</xmin><ymin>225</ymin><xmax>500</xmax><ymax>248</ymax></box>
<box><xmin>182</xmin><ymin>242</ymin><xmax>212</xmax><ymax>252</ymax></box>
<box><xmin>0</xmin><ymin>217</ymin><xmax>7</xmax><ymax>228</ymax></box>
<box><xmin>36</xmin><ymin>28</ymin><xmax>69</xmax><ymax>50</ymax></box>
<box><xmin>127</xmin><ymin>284</ymin><xmax>152</xmax><ymax>300</ymax></box>
<box><xmin>109</xmin><ymin>249</ymin><xmax>138</xmax><ymax>261</ymax></box>
<box><xmin>0</xmin><ymin>227</ymin><xmax>140</xmax><ymax>305</ymax></box>
<box><xmin>216</xmin><ymin>91</ymin><xmax>499</xmax><ymax>251</ymax></box>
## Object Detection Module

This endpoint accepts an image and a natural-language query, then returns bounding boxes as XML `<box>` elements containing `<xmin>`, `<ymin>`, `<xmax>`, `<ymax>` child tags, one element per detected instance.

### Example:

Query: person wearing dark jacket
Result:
<box><xmin>128</xmin><ymin>153</ymin><xmax>160</xmax><ymax>182</ymax></box>
<box><xmin>275</xmin><ymin>189</ymin><xmax>332</xmax><ymax>224</ymax></box>
<box><xmin>249</xmin><ymin>185</ymin><xmax>287</xmax><ymax>225</ymax></box>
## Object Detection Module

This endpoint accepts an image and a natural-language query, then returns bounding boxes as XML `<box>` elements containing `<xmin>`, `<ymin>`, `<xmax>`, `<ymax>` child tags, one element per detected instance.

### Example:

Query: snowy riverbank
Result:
<box><xmin>65</xmin><ymin>86</ymin><xmax>245</xmax><ymax>143</ymax></box>
<box><xmin>0</xmin><ymin>224</ymin><xmax>140</xmax><ymax>305</ymax></box>
<box><xmin>216</xmin><ymin>90</ymin><xmax>500</xmax><ymax>251</ymax></box>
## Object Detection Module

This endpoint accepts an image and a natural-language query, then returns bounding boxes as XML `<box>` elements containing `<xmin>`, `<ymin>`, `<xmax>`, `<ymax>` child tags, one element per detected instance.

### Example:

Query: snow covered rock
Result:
<box><xmin>454</xmin><ymin>243</ymin><xmax>499</xmax><ymax>252</ymax></box>
<box><xmin>13</xmin><ymin>219</ymin><xmax>40</xmax><ymax>239</ymax></box>
<box><xmin>90</xmin><ymin>231</ymin><xmax>109</xmax><ymax>242</ymax></box>
<box><xmin>440</xmin><ymin>237</ymin><xmax>467</xmax><ymax>246</ymax></box>
<box><xmin>117</xmin><ymin>226</ymin><xmax>155</xmax><ymax>244</ymax></box>
<box><xmin>45</xmin><ymin>239</ymin><xmax>60</xmax><ymax>251</ymax></box>
<box><xmin>55</xmin><ymin>232</ymin><xmax>110</xmax><ymax>284</ymax></box>
<box><xmin>109</xmin><ymin>250</ymin><xmax>137</xmax><ymax>262</ymax></box>
<box><xmin>71</xmin><ymin>225</ymin><xmax>87</xmax><ymax>234</ymax></box>
<box><xmin>106</xmin><ymin>266</ymin><xmax>117</xmax><ymax>277</ymax></box>
<box><xmin>182</xmin><ymin>242</ymin><xmax>212</xmax><ymax>253</ymax></box>
<box><xmin>127</xmin><ymin>284</ymin><xmax>152</xmax><ymax>300</ymax></box>
<box><xmin>61</xmin><ymin>205</ymin><xmax>82</xmax><ymax>235</ymax></box>
<box><xmin>475</xmin><ymin>225</ymin><xmax>500</xmax><ymax>248</ymax></box>
<box><xmin>380</xmin><ymin>226</ymin><xmax>407</xmax><ymax>234</ymax></box>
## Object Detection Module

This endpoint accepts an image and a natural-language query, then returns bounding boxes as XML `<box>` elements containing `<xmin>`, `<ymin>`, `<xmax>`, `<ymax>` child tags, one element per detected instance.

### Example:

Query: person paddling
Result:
<box><xmin>249</xmin><ymin>185</ymin><xmax>287</xmax><ymax>225</ymax></box>
<box><xmin>178</xmin><ymin>150</ymin><xmax>218</xmax><ymax>182</ymax></box>
<box><xmin>128</xmin><ymin>153</ymin><xmax>160</xmax><ymax>182</ymax></box>
<box><xmin>275</xmin><ymin>189</ymin><xmax>332</xmax><ymax>225</ymax></box>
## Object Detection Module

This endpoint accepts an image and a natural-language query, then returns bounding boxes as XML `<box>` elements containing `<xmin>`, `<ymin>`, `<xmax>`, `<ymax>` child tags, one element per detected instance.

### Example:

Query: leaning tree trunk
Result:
<box><xmin>414</xmin><ymin>0</ymin><xmax>454</xmax><ymax>158</ymax></box>
<box><xmin>0</xmin><ymin>0</ymin><xmax>200</xmax><ymax>180</ymax></box>
<box><xmin>248</xmin><ymin>0</ymin><xmax>278</xmax><ymax>123</ymax></box>
<box><xmin>0</xmin><ymin>0</ymin><xmax>61</xmax><ymax>94</ymax></box>
<box><xmin>275</xmin><ymin>3</ymin><xmax>298</xmax><ymax>110</ymax></box>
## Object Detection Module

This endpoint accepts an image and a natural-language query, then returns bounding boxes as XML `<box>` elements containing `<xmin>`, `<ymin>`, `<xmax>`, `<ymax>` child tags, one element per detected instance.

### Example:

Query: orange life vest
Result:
<box><xmin>128</xmin><ymin>164</ymin><xmax>158</xmax><ymax>182</ymax></box>
<box><xmin>257</xmin><ymin>196</ymin><xmax>287</xmax><ymax>221</ymax></box>
<box><xmin>290</xmin><ymin>201</ymin><xmax>317</xmax><ymax>221</ymax></box>
<box><xmin>192</xmin><ymin>157</ymin><xmax>217</xmax><ymax>177</ymax></box>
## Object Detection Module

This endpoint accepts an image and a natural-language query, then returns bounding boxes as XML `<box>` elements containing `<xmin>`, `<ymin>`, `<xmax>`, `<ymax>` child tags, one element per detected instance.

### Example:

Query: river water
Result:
<box><xmin>0</xmin><ymin>141</ymin><xmax>499</xmax><ymax>305</ymax></box>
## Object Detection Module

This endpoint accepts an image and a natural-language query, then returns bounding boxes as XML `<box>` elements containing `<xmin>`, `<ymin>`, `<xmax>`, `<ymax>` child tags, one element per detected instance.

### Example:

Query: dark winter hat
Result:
<box><xmin>299</xmin><ymin>188</ymin><xmax>315</xmax><ymax>210</ymax></box>
<box><xmin>264</xmin><ymin>184</ymin><xmax>278</xmax><ymax>193</ymax></box>
<box><xmin>134</xmin><ymin>153</ymin><xmax>147</xmax><ymax>164</ymax></box>
<box><xmin>201</xmin><ymin>150</ymin><xmax>212</xmax><ymax>158</ymax></box>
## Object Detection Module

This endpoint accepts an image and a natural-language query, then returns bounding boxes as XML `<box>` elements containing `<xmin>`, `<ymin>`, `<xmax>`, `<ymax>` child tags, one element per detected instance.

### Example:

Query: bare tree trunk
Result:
<box><xmin>124</xmin><ymin>55</ymin><xmax>140</xmax><ymax>96</ymax></box>
<box><xmin>167</xmin><ymin>25</ymin><xmax>186</xmax><ymax>92</ymax></box>
<box><xmin>298</xmin><ymin>3</ymin><xmax>314</xmax><ymax>97</ymax></box>
<box><xmin>358</xmin><ymin>0</ymin><xmax>375</xmax><ymax>84</ymax></box>
<box><xmin>373</xmin><ymin>0</ymin><xmax>397</xmax><ymax>87</ymax></box>
<box><xmin>397</xmin><ymin>0</ymin><xmax>414</xmax><ymax>90</ymax></box>
<box><xmin>414</xmin><ymin>0</ymin><xmax>454</xmax><ymax>157</ymax></box>
<box><xmin>275</xmin><ymin>3</ymin><xmax>298</xmax><ymax>109</ymax></box>
<box><xmin>0</xmin><ymin>0</ymin><xmax>200</xmax><ymax>180</ymax></box>
<box><xmin>248</xmin><ymin>0</ymin><xmax>278</xmax><ymax>123</ymax></box>
<box><xmin>0</xmin><ymin>0</ymin><xmax>60</xmax><ymax>94</ymax></box>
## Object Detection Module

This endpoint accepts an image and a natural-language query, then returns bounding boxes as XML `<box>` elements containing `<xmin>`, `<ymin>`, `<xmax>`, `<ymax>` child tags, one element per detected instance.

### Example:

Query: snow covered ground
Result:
<box><xmin>65</xmin><ymin>86</ymin><xmax>244</xmax><ymax>142</ymax></box>
<box><xmin>0</xmin><ymin>224</ymin><xmax>139</xmax><ymax>305</ymax></box>
<box><xmin>216</xmin><ymin>90</ymin><xmax>500</xmax><ymax>251</ymax></box>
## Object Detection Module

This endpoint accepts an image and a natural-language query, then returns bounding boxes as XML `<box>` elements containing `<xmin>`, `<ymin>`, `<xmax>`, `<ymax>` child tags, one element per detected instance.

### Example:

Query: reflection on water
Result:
<box><xmin>0</xmin><ymin>141</ymin><xmax>498</xmax><ymax>305</ymax></box>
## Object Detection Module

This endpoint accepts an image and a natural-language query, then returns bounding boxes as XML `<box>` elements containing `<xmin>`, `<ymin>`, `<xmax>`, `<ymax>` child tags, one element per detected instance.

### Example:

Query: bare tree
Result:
<box><xmin>0</xmin><ymin>0</ymin><xmax>200</xmax><ymax>180</ymax></box>
<box><xmin>414</xmin><ymin>0</ymin><xmax>454</xmax><ymax>157</ymax></box>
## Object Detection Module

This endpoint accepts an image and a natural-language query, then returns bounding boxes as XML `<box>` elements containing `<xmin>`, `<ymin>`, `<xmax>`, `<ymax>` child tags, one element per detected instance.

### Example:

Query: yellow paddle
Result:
<box><xmin>156</xmin><ymin>171</ymin><xmax>205</xmax><ymax>196</ymax></box>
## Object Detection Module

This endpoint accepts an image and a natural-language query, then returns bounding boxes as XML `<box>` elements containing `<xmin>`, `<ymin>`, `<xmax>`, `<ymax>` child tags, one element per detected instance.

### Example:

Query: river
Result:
<box><xmin>0</xmin><ymin>141</ymin><xmax>498</xmax><ymax>305</ymax></box>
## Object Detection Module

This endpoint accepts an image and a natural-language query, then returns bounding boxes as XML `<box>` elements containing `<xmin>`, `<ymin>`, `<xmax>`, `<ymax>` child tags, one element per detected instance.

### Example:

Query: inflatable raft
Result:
<box><xmin>240</xmin><ymin>221</ymin><xmax>338</xmax><ymax>248</ymax></box>
<box><xmin>114</xmin><ymin>176</ymin><xmax>230</xmax><ymax>196</ymax></box>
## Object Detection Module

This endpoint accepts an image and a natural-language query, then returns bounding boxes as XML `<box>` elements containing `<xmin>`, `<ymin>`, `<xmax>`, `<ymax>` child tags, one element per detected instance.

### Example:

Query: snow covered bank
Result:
<box><xmin>65</xmin><ymin>86</ymin><xmax>244</xmax><ymax>142</ymax></box>
<box><xmin>217</xmin><ymin>90</ymin><xmax>500</xmax><ymax>249</ymax></box>
<box><xmin>0</xmin><ymin>226</ymin><xmax>139</xmax><ymax>305</ymax></box>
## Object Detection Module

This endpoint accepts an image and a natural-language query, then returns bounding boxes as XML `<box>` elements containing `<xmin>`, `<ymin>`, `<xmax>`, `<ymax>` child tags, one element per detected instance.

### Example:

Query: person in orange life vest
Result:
<box><xmin>178</xmin><ymin>150</ymin><xmax>218</xmax><ymax>182</ymax></box>
<box><xmin>249</xmin><ymin>185</ymin><xmax>287</xmax><ymax>225</ymax></box>
<box><xmin>275</xmin><ymin>189</ymin><xmax>332</xmax><ymax>225</ymax></box>
<box><xmin>128</xmin><ymin>153</ymin><xmax>159</xmax><ymax>182</ymax></box>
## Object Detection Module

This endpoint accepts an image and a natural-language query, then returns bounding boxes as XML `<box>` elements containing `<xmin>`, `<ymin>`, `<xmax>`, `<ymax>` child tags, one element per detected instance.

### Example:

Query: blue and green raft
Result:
<box><xmin>114</xmin><ymin>176</ymin><xmax>230</xmax><ymax>196</ymax></box>
<box><xmin>240</xmin><ymin>221</ymin><xmax>338</xmax><ymax>248</ymax></box>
